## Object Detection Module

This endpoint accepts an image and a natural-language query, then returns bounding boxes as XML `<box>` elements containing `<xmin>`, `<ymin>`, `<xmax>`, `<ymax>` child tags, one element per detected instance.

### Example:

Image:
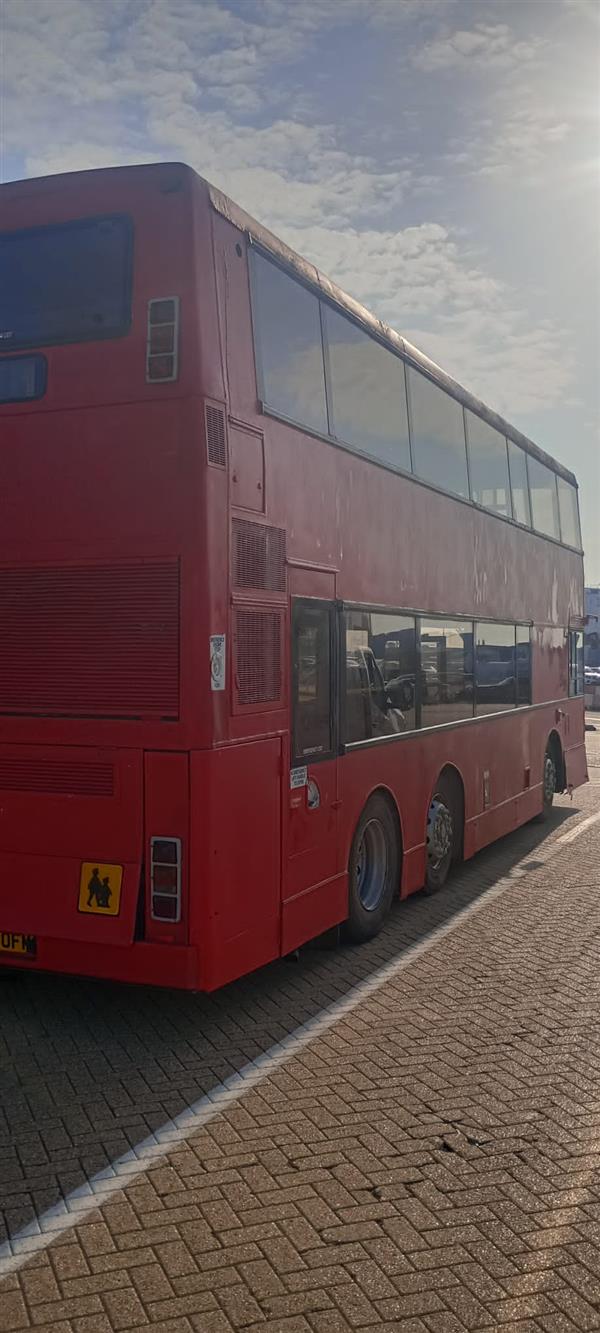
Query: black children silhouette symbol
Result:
<box><xmin>87</xmin><ymin>868</ymin><xmax>112</xmax><ymax>909</ymax></box>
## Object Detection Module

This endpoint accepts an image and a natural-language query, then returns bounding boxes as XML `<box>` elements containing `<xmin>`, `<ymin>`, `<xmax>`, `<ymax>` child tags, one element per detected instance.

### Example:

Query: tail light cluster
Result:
<box><xmin>150</xmin><ymin>837</ymin><xmax>182</xmax><ymax>921</ymax></box>
<box><xmin>146</xmin><ymin>297</ymin><xmax>180</xmax><ymax>382</ymax></box>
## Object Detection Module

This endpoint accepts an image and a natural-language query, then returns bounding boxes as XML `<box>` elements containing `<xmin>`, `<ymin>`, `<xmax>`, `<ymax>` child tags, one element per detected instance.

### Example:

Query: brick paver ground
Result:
<box><xmin>0</xmin><ymin>725</ymin><xmax>599</xmax><ymax>1332</ymax></box>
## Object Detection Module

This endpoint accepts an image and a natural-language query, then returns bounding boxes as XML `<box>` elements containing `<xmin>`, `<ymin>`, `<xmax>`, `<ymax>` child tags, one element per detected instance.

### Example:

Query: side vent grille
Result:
<box><xmin>0</xmin><ymin>758</ymin><xmax>114</xmax><ymax>797</ymax></box>
<box><xmin>0</xmin><ymin>561</ymin><xmax>180</xmax><ymax>719</ymax></box>
<box><xmin>234</xmin><ymin>609</ymin><xmax>282</xmax><ymax>706</ymax></box>
<box><xmin>206</xmin><ymin>403</ymin><xmax>227</xmax><ymax>466</ymax></box>
<box><xmin>232</xmin><ymin>520</ymin><xmax>286</xmax><ymax>593</ymax></box>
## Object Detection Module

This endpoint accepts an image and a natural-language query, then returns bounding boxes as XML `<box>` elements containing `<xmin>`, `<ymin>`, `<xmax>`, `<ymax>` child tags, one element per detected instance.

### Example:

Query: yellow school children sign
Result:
<box><xmin>78</xmin><ymin>863</ymin><xmax>123</xmax><ymax>916</ymax></box>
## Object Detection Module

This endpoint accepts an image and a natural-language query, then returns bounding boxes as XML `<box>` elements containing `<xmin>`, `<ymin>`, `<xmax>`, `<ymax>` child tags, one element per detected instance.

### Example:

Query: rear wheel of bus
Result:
<box><xmin>344</xmin><ymin>793</ymin><xmax>400</xmax><ymax>943</ymax></box>
<box><xmin>424</xmin><ymin>769</ymin><xmax>464</xmax><ymax>894</ymax></box>
<box><xmin>533</xmin><ymin>733</ymin><xmax>564</xmax><ymax>823</ymax></box>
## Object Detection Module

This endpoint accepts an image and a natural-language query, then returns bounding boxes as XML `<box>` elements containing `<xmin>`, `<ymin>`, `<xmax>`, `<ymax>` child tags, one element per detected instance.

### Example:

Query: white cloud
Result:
<box><xmin>445</xmin><ymin>100</ymin><xmax>571</xmax><ymax>180</ymax></box>
<box><xmin>562</xmin><ymin>0</ymin><xmax>600</xmax><ymax>22</ymax></box>
<box><xmin>412</xmin><ymin>22</ymin><xmax>545</xmax><ymax>72</ymax></box>
<box><xmin>2</xmin><ymin>0</ymin><xmax>580</xmax><ymax>430</ymax></box>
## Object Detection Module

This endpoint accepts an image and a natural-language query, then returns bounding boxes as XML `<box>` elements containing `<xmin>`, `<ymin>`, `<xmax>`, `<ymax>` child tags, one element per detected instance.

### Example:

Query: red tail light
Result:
<box><xmin>150</xmin><ymin>836</ymin><xmax>182</xmax><ymax>921</ymax></box>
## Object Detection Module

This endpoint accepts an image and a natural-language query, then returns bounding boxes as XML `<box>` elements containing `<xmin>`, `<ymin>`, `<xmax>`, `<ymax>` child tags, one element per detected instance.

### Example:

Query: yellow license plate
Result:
<box><xmin>0</xmin><ymin>931</ymin><xmax>36</xmax><ymax>958</ymax></box>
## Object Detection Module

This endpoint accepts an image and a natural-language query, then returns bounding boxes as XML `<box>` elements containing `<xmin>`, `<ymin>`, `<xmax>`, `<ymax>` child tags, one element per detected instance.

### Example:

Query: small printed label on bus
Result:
<box><xmin>78</xmin><ymin>863</ymin><xmax>123</xmax><ymax>916</ymax></box>
<box><xmin>0</xmin><ymin>932</ymin><xmax>36</xmax><ymax>959</ymax></box>
<box><xmin>210</xmin><ymin>634</ymin><xmax>226</xmax><ymax>691</ymax></box>
<box><xmin>290</xmin><ymin>766</ymin><xmax>308</xmax><ymax>789</ymax></box>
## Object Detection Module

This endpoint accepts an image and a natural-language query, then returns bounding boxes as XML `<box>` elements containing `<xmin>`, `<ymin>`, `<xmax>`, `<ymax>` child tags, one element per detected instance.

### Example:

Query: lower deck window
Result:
<box><xmin>345</xmin><ymin>611</ymin><xmax>417</xmax><ymax>741</ymax></box>
<box><xmin>342</xmin><ymin>610</ymin><xmax>535</xmax><ymax>744</ymax></box>
<box><xmin>420</xmin><ymin>619</ymin><xmax>474</xmax><ymax>726</ymax></box>
<box><xmin>475</xmin><ymin>623</ymin><xmax>516</xmax><ymax>714</ymax></box>
<box><xmin>292</xmin><ymin>600</ymin><xmax>334</xmax><ymax>759</ymax></box>
<box><xmin>569</xmin><ymin>630</ymin><xmax>584</xmax><ymax>696</ymax></box>
<box><xmin>516</xmin><ymin>625</ymin><xmax>532</xmax><ymax>704</ymax></box>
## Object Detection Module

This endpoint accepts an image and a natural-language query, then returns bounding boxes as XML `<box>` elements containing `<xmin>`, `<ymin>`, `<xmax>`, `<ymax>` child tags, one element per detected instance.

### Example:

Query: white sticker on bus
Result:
<box><xmin>210</xmin><ymin>635</ymin><xmax>226</xmax><ymax>691</ymax></box>
<box><xmin>290</xmin><ymin>766</ymin><xmax>308</xmax><ymax>789</ymax></box>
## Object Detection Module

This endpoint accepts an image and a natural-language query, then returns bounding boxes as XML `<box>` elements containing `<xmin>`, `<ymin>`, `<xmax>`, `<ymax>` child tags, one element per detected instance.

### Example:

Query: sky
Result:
<box><xmin>2</xmin><ymin>0</ymin><xmax>599</xmax><ymax>579</ymax></box>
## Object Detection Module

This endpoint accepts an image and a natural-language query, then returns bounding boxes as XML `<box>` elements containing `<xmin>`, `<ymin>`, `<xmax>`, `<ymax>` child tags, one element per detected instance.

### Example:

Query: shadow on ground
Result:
<box><xmin>0</xmin><ymin>801</ymin><xmax>580</xmax><ymax>1245</ymax></box>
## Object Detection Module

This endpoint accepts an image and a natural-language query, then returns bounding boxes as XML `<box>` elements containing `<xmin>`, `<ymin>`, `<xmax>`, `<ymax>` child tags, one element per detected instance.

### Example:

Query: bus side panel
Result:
<box><xmin>564</xmin><ymin>742</ymin><xmax>588</xmax><ymax>791</ymax></box>
<box><xmin>191</xmin><ymin>740</ymin><xmax>282</xmax><ymax>991</ymax></box>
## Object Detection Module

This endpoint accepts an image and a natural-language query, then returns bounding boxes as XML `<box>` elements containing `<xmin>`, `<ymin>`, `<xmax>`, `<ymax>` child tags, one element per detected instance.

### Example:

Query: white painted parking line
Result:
<box><xmin>0</xmin><ymin>810</ymin><xmax>593</xmax><ymax>1279</ymax></box>
<box><xmin>556</xmin><ymin>810</ymin><xmax>600</xmax><ymax>845</ymax></box>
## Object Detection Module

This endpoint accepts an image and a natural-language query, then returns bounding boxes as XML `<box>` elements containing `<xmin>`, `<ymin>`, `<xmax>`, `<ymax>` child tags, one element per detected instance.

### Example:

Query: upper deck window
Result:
<box><xmin>407</xmin><ymin>368</ymin><xmax>469</xmax><ymax>499</ymax></box>
<box><xmin>251</xmin><ymin>251</ymin><xmax>328</xmax><ymax>436</ymax></box>
<box><xmin>557</xmin><ymin>477</ymin><xmax>581</xmax><ymax>549</ymax></box>
<box><xmin>507</xmin><ymin>441</ymin><xmax>532</xmax><ymax>527</ymax></box>
<box><xmin>465</xmin><ymin>412</ymin><xmax>511</xmax><ymax>517</ymax></box>
<box><xmin>323</xmin><ymin>306</ymin><xmax>411</xmax><ymax>472</ymax></box>
<box><xmin>528</xmin><ymin>456</ymin><xmax>561</xmax><ymax>540</ymax></box>
<box><xmin>249</xmin><ymin>247</ymin><xmax>578</xmax><ymax>551</ymax></box>
<box><xmin>0</xmin><ymin>214</ymin><xmax>132</xmax><ymax>351</ymax></box>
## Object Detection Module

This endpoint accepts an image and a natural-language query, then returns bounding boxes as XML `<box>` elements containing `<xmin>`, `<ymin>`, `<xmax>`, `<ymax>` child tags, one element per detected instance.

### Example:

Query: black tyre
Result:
<box><xmin>533</xmin><ymin>742</ymin><xmax>558</xmax><ymax>823</ymax></box>
<box><xmin>344</xmin><ymin>794</ymin><xmax>399</xmax><ymax>943</ymax></box>
<box><xmin>424</xmin><ymin>773</ymin><xmax>462</xmax><ymax>894</ymax></box>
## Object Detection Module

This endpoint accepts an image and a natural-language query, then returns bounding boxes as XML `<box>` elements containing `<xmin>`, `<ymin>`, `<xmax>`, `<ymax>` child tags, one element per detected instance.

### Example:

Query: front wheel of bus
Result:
<box><xmin>344</xmin><ymin>795</ymin><xmax>399</xmax><ymax>944</ymax></box>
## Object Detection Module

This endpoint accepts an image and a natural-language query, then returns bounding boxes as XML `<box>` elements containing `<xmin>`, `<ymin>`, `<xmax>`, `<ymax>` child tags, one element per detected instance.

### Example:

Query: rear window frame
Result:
<box><xmin>0</xmin><ymin>212</ymin><xmax>134</xmax><ymax>353</ymax></box>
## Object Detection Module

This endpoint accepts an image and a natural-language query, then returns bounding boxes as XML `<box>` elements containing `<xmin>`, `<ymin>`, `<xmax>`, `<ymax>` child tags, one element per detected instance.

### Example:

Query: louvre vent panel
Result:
<box><xmin>232</xmin><ymin>520</ymin><xmax>286</xmax><ymax>592</ymax></box>
<box><xmin>206</xmin><ymin>403</ymin><xmax>227</xmax><ymax>466</ymax></box>
<box><xmin>0</xmin><ymin>758</ymin><xmax>114</xmax><ymax>796</ymax></box>
<box><xmin>0</xmin><ymin>562</ymin><xmax>180</xmax><ymax>718</ymax></box>
<box><xmin>234</xmin><ymin>609</ymin><xmax>282</xmax><ymax>706</ymax></box>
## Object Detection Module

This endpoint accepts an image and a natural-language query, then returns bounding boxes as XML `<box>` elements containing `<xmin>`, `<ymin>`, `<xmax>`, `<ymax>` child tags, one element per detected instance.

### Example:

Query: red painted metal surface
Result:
<box><xmin>0</xmin><ymin>163</ymin><xmax>587</xmax><ymax>991</ymax></box>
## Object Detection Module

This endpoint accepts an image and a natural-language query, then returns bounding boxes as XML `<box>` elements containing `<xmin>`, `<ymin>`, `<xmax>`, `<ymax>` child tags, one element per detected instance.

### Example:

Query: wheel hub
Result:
<box><xmin>427</xmin><ymin>799</ymin><xmax>453</xmax><ymax>865</ymax></box>
<box><xmin>543</xmin><ymin>754</ymin><xmax>556</xmax><ymax>803</ymax></box>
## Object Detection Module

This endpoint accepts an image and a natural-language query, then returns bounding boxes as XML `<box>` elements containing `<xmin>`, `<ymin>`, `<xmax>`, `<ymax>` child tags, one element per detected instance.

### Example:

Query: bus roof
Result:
<box><xmin>2</xmin><ymin>160</ymin><xmax>577</xmax><ymax>490</ymax></box>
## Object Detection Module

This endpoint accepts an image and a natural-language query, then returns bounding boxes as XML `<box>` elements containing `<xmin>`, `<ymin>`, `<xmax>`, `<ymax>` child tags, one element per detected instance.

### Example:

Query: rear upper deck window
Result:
<box><xmin>0</xmin><ymin>214</ymin><xmax>132</xmax><ymax>351</ymax></box>
<box><xmin>251</xmin><ymin>250</ymin><xmax>328</xmax><ymax>436</ymax></box>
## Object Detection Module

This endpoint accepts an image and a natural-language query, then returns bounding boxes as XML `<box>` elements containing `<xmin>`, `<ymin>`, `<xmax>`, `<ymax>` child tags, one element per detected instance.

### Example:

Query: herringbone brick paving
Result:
<box><xmin>0</xmin><ymin>728</ymin><xmax>599</xmax><ymax>1330</ymax></box>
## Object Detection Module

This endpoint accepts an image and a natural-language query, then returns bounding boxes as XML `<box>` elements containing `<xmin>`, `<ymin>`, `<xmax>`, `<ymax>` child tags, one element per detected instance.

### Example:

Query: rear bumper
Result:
<box><xmin>0</xmin><ymin>937</ymin><xmax>200</xmax><ymax>990</ymax></box>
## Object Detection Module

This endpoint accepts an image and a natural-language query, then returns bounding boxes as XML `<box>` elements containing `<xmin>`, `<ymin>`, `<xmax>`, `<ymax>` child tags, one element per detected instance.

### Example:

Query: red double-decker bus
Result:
<box><xmin>0</xmin><ymin>162</ymin><xmax>587</xmax><ymax>990</ymax></box>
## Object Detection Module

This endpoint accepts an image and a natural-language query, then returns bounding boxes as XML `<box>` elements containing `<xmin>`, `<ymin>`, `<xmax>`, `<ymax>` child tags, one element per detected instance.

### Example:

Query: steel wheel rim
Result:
<box><xmin>355</xmin><ymin>818</ymin><xmax>388</xmax><ymax>911</ymax></box>
<box><xmin>427</xmin><ymin>797</ymin><xmax>453</xmax><ymax>871</ymax></box>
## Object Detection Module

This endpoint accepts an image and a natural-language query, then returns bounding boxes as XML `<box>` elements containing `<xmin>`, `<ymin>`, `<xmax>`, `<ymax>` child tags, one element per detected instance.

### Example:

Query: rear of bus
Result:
<box><xmin>0</xmin><ymin>163</ymin><xmax>211</xmax><ymax>988</ymax></box>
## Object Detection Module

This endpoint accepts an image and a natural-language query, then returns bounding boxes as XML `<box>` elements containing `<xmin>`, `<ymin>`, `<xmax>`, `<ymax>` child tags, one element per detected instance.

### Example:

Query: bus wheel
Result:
<box><xmin>534</xmin><ymin>739</ymin><xmax>559</xmax><ymax>822</ymax></box>
<box><xmin>424</xmin><ymin>774</ymin><xmax>461</xmax><ymax>894</ymax></box>
<box><xmin>344</xmin><ymin>794</ymin><xmax>399</xmax><ymax>944</ymax></box>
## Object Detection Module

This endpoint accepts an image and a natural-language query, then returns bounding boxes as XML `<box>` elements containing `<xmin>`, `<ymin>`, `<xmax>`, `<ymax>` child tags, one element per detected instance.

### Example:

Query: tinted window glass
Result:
<box><xmin>516</xmin><ymin>625</ymin><xmax>531</xmax><ymax>705</ymax></box>
<box><xmin>466</xmin><ymin>412</ymin><xmax>511</xmax><ymax>517</ymax></box>
<box><xmin>475</xmin><ymin>623</ymin><xmax>516</xmax><ymax>714</ymax></box>
<box><xmin>292</xmin><ymin>601</ymin><xmax>333</xmax><ymax>759</ymax></box>
<box><xmin>507</xmin><ymin>442</ymin><xmax>531</xmax><ymax>526</ymax></box>
<box><xmin>528</xmin><ymin>457</ymin><xmax>560</xmax><ymax>539</ymax></box>
<box><xmin>251</xmin><ymin>252</ymin><xmax>328</xmax><ymax>435</ymax></box>
<box><xmin>420</xmin><ymin>619</ymin><xmax>474</xmax><ymax>726</ymax></box>
<box><xmin>0</xmin><ymin>215</ymin><xmax>132</xmax><ymax>350</ymax></box>
<box><xmin>324</xmin><ymin>307</ymin><xmax>411</xmax><ymax>471</ymax></box>
<box><xmin>345</xmin><ymin>611</ymin><xmax>417</xmax><ymax>741</ymax></box>
<box><xmin>557</xmin><ymin>477</ymin><xmax>581</xmax><ymax>548</ymax></box>
<box><xmin>407</xmin><ymin>369</ymin><xmax>469</xmax><ymax>498</ymax></box>
<box><xmin>0</xmin><ymin>355</ymin><xmax>46</xmax><ymax>404</ymax></box>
